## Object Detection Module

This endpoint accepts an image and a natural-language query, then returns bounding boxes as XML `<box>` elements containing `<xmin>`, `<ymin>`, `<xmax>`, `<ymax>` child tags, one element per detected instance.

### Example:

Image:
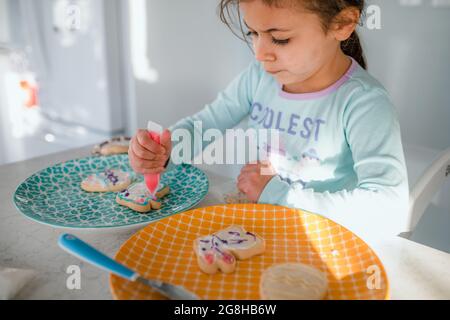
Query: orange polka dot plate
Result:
<box><xmin>110</xmin><ymin>204</ymin><xmax>389</xmax><ymax>300</ymax></box>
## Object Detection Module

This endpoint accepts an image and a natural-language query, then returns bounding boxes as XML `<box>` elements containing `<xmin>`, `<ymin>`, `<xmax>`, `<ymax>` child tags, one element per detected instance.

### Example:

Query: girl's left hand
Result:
<box><xmin>237</xmin><ymin>161</ymin><xmax>277</xmax><ymax>203</ymax></box>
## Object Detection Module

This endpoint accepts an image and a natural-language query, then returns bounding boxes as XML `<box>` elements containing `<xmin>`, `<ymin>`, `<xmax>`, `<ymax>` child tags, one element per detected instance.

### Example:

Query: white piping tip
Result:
<box><xmin>147</xmin><ymin>120</ymin><xmax>163</xmax><ymax>134</ymax></box>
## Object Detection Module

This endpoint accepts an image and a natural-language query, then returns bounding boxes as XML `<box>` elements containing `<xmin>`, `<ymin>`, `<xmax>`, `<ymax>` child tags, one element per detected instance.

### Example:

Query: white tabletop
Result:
<box><xmin>0</xmin><ymin>146</ymin><xmax>449</xmax><ymax>300</ymax></box>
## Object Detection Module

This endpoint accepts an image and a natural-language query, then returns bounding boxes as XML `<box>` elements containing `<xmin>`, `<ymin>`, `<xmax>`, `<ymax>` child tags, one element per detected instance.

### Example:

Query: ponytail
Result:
<box><xmin>341</xmin><ymin>31</ymin><xmax>367</xmax><ymax>70</ymax></box>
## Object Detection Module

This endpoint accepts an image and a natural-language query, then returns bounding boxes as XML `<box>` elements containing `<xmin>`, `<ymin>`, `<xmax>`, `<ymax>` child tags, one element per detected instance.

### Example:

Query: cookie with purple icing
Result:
<box><xmin>194</xmin><ymin>225</ymin><xmax>265</xmax><ymax>274</ymax></box>
<box><xmin>81</xmin><ymin>169</ymin><xmax>132</xmax><ymax>192</ymax></box>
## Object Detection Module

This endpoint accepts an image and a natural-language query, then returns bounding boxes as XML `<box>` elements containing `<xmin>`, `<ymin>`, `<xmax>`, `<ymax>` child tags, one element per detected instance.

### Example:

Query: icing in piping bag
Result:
<box><xmin>144</xmin><ymin>120</ymin><xmax>163</xmax><ymax>198</ymax></box>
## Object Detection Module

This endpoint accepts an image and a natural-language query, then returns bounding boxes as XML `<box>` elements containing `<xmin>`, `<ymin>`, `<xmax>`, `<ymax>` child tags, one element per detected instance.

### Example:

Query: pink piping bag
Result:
<box><xmin>144</xmin><ymin>120</ymin><xmax>163</xmax><ymax>198</ymax></box>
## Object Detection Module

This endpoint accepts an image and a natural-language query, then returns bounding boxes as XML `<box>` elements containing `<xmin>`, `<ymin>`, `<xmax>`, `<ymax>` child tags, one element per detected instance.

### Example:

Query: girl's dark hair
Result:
<box><xmin>219</xmin><ymin>0</ymin><xmax>367</xmax><ymax>69</ymax></box>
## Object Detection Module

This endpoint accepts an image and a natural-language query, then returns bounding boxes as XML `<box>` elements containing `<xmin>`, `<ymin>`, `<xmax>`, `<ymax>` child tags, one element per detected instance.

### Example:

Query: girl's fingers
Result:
<box><xmin>241</xmin><ymin>163</ymin><xmax>259</xmax><ymax>173</ymax></box>
<box><xmin>237</xmin><ymin>178</ymin><xmax>248</xmax><ymax>194</ymax></box>
<box><xmin>131</xmin><ymin>134</ymin><xmax>168</xmax><ymax>160</ymax></box>
<box><xmin>130</xmin><ymin>154</ymin><xmax>165</xmax><ymax>171</ymax></box>
<box><xmin>136</xmin><ymin>129</ymin><xmax>166</xmax><ymax>155</ymax></box>
<box><xmin>238</xmin><ymin>170</ymin><xmax>258</xmax><ymax>185</ymax></box>
<box><xmin>131</xmin><ymin>136</ymin><xmax>156</xmax><ymax>160</ymax></box>
<box><xmin>160</xmin><ymin>129</ymin><xmax>172</xmax><ymax>155</ymax></box>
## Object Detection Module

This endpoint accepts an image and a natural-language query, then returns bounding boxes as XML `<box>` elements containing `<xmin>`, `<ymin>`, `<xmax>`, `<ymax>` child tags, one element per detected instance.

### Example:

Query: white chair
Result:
<box><xmin>402</xmin><ymin>146</ymin><xmax>450</xmax><ymax>239</ymax></box>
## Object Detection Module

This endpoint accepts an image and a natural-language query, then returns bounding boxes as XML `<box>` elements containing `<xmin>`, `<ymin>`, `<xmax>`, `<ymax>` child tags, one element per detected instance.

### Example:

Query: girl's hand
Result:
<box><xmin>128</xmin><ymin>128</ymin><xmax>172</xmax><ymax>174</ymax></box>
<box><xmin>237</xmin><ymin>161</ymin><xmax>277</xmax><ymax>203</ymax></box>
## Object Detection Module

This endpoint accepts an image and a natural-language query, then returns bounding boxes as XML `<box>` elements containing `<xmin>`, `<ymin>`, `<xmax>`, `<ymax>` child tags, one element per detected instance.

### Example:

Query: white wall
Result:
<box><xmin>128</xmin><ymin>0</ymin><xmax>253</xmax><ymax>132</ymax></box>
<box><xmin>0</xmin><ymin>0</ymin><xmax>9</xmax><ymax>43</ymax></box>
<box><xmin>359</xmin><ymin>0</ymin><xmax>450</xmax><ymax>151</ymax></box>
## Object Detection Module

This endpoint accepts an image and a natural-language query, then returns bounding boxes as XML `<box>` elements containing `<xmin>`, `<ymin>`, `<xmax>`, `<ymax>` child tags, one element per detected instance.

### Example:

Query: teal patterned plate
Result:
<box><xmin>13</xmin><ymin>154</ymin><xmax>209</xmax><ymax>231</ymax></box>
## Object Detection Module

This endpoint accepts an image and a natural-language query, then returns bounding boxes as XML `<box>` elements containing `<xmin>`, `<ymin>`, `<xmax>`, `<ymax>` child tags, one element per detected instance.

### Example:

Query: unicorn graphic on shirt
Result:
<box><xmin>259</xmin><ymin>141</ymin><xmax>327</xmax><ymax>186</ymax></box>
<box><xmin>280</xmin><ymin>148</ymin><xmax>327</xmax><ymax>186</ymax></box>
<box><xmin>297</xmin><ymin>148</ymin><xmax>321</xmax><ymax>168</ymax></box>
<box><xmin>289</xmin><ymin>148</ymin><xmax>330</xmax><ymax>183</ymax></box>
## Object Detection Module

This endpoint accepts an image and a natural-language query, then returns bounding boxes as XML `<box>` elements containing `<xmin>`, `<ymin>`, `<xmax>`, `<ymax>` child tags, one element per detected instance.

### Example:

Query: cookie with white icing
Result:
<box><xmin>115</xmin><ymin>181</ymin><xmax>170</xmax><ymax>213</ymax></box>
<box><xmin>92</xmin><ymin>136</ymin><xmax>131</xmax><ymax>156</ymax></box>
<box><xmin>260</xmin><ymin>263</ymin><xmax>328</xmax><ymax>300</ymax></box>
<box><xmin>194</xmin><ymin>225</ymin><xmax>265</xmax><ymax>274</ymax></box>
<box><xmin>81</xmin><ymin>169</ymin><xmax>132</xmax><ymax>192</ymax></box>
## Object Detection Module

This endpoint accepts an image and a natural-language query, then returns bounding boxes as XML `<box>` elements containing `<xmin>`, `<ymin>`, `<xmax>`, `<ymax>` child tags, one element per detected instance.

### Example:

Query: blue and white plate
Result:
<box><xmin>13</xmin><ymin>154</ymin><xmax>209</xmax><ymax>231</ymax></box>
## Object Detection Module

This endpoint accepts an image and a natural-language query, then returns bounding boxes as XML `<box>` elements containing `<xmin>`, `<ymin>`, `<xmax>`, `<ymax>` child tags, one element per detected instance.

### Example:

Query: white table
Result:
<box><xmin>0</xmin><ymin>146</ymin><xmax>449</xmax><ymax>299</ymax></box>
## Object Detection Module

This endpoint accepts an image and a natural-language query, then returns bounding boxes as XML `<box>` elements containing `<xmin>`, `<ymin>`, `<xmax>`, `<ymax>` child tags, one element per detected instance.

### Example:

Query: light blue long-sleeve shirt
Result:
<box><xmin>168</xmin><ymin>57</ymin><xmax>409</xmax><ymax>240</ymax></box>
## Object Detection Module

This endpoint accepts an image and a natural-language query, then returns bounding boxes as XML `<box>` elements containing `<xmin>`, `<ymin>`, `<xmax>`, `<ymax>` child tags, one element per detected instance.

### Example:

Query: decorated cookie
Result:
<box><xmin>116</xmin><ymin>182</ymin><xmax>170</xmax><ymax>213</ymax></box>
<box><xmin>194</xmin><ymin>225</ymin><xmax>265</xmax><ymax>274</ymax></box>
<box><xmin>81</xmin><ymin>169</ymin><xmax>132</xmax><ymax>193</ymax></box>
<box><xmin>260</xmin><ymin>263</ymin><xmax>328</xmax><ymax>300</ymax></box>
<box><xmin>92</xmin><ymin>136</ymin><xmax>131</xmax><ymax>156</ymax></box>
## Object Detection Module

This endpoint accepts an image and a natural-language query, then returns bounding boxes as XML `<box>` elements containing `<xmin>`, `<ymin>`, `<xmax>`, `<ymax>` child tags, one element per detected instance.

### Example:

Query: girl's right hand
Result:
<box><xmin>128</xmin><ymin>129</ymin><xmax>172</xmax><ymax>174</ymax></box>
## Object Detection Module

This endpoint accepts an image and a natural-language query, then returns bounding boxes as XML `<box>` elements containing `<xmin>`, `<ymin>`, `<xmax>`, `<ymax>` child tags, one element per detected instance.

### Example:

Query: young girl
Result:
<box><xmin>128</xmin><ymin>0</ymin><xmax>409</xmax><ymax>240</ymax></box>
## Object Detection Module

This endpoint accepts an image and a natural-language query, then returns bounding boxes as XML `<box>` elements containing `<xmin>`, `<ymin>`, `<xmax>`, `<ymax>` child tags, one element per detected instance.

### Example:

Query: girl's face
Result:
<box><xmin>240</xmin><ymin>0</ymin><xmax>340</xmax><ymax>91</ymax></box>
